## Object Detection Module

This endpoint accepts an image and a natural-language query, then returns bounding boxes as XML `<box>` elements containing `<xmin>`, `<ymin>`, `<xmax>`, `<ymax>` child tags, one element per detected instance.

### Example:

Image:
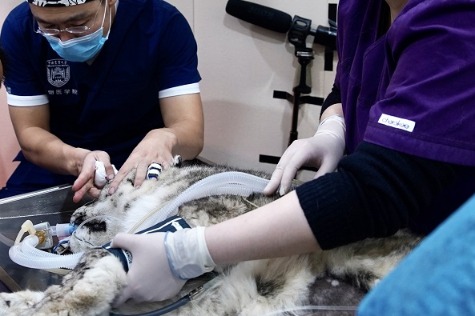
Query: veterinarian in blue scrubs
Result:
<box><xmin>111</xmin><ymin>0</ymin><xmax>475</xmax><ymax>310</ymax></box>
<box><xmin>0</xmin><ymin>0</ymin><xmax>204</xmax><ymax>202</ymax></box>
<box><xmin>358</xmin><ymin>194</ymin><xmax>475</xmax><ymax>316</ymax></box>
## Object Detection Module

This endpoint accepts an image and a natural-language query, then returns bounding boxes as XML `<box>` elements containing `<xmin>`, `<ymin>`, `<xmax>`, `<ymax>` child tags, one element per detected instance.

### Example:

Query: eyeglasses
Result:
<box><xmin>34</xmin><ymin>0</ymin><xmax>104</xmax><ymax>36</ymax></box>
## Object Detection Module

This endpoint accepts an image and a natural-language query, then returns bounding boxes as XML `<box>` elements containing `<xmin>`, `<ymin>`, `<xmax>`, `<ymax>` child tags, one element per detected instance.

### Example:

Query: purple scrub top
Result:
<box><xmin>337</xmin><ymin>0</ymin><xmax>475</xmax><ymax>166</ymax></box>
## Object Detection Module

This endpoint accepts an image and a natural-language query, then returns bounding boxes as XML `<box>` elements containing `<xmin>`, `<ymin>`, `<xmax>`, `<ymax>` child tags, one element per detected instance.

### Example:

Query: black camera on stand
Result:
<box><xmin>226</xmin><ymin>0</ymin><xmax>337</xmax><ymax>165</ymax></box>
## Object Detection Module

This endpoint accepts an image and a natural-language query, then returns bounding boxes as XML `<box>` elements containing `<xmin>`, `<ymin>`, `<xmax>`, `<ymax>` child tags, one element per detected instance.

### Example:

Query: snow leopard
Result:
<box><xmin>0</xmin><ymin>162</ymin><xmax>421</xmax><ymax>316</ymax></box>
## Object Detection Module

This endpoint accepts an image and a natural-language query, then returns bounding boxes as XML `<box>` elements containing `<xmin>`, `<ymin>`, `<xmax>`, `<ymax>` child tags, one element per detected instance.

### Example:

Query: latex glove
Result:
<box><xmin>164</xmin><ymin>227</ymin><xmax>215</xmax><ymax>279</ymax></box>
<box><xmin>264</xmin><ymin>115</ymin><xmax>346</xmax><ymax>196</ymax></box>
<box><xmin>111</xmin><ymin>227</ymin><xmax>215</xmax><ymax>306</ymax></box>
<box><xmin>111</xmin><ymin>232</ymin><xmax>185</xmax><ymax>305</ymax></box>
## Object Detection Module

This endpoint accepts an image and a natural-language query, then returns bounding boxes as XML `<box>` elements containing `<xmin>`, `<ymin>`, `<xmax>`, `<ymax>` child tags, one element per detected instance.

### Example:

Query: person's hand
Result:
<box><xmin>263</xmin><ymin>115</ymin><xmax>346</xmax><ymax>196</ymax></box>
<box><xmin>107</xmin><ymin>129</ymin><xmax>178</xmax><ymax>195</ymax></box>
<box><xmin>111</xmin><ymin>227</ymin><xmax>214</xmax><ymax>306</ymax></box>
<box><xmin>71</xmin><ymin>151</ymin><xmax>116</xmax><ymax>203</ymax></box>
<box><xmin>111</xmin><ymin>232</ymin><xmax>186</xmax><ymax>305</ymax></box>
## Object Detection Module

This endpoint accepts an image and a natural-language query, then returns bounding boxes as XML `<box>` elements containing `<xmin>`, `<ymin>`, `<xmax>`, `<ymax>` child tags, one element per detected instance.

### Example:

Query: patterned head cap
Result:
<box><xmin>27</xmin><ymin>0</ymin><xmax>95</xmax><ymax>7</ymax></box>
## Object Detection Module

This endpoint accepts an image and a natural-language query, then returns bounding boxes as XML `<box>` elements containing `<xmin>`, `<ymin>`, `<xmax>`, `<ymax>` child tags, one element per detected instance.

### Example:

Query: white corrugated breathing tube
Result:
<box><xmin>9</xmin><ymin>171</ymin><xmax>270</xmax><ymax>270</ymax></box>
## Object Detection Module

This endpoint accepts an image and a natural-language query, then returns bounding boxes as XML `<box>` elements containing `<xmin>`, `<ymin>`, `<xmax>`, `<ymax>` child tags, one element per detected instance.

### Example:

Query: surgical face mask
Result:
<box><xmin>43</xmin><ymin>2</ymin><xmax>111</xmax><ymax>62</ymax></box>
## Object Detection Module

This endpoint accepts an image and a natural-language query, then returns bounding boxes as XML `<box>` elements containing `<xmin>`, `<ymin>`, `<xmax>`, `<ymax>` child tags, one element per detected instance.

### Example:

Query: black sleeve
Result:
<box><xmin>295</xmin><ymin>141</ymin><xmax>472</xmax><ymax>250</ymax></box>
<box><xmin>320</xmin><ymin>84</ymin><xmax>341</xmax><ymax>119</ymax></box>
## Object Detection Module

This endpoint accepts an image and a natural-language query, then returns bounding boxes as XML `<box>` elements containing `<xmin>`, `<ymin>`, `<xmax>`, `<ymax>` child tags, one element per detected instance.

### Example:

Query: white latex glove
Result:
<box><xmin>264</xmin><ymin>115</ymin><xmax>346</xmax><ymax>196</ymax></box>
<box><xmin>111</xmin><ymin>232</ymin><xmax>184</xmax><ymax>305</ymax></box>
<box><xmin>111</xmin><ymin>227</ymin><xmax>215</xmax><ymax>306</ymax></box>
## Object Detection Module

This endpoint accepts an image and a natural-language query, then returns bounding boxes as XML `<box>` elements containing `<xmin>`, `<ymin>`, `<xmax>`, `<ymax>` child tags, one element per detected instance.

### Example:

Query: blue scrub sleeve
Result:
<box><xmin>357</xmin><ymin>194</ymin><xmax>475</xmax><ymax>316</ymax></box>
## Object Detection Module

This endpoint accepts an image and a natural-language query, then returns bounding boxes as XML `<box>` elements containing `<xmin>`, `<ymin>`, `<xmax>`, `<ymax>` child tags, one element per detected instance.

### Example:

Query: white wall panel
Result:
<box><xmin>192</xmin><ymin>1</ymin><xmax>337</xmax><ymax>179</ymax></box>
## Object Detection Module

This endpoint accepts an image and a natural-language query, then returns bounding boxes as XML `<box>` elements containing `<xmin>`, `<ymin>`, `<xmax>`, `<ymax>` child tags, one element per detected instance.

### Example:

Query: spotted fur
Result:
<box><xmin>0</xmin><ymin>164</ymin><xmax>421</xmax><ymax>316</ymax></box>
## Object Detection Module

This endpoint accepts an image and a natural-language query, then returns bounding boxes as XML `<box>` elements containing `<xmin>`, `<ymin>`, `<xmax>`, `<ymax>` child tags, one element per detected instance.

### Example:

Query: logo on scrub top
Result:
<box><xmin>47</xmin><ymin>59</ymin><xmax>70</xmax><ymax>88</ymax></box>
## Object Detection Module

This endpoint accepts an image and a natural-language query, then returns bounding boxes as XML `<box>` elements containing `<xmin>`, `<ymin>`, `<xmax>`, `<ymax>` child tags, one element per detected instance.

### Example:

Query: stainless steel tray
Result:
<box><xmin>0</xmin><ymin>185</ymin><xmax>84</xmax><ymax>292</ymax></box>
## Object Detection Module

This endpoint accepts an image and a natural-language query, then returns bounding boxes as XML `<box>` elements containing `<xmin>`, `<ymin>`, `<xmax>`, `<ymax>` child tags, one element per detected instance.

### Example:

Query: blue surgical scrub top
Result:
<box><xmin>0</xmin><ymin>0</ymin><xmax>201</xmax><ymax>193</ymax></box>
<box><xmin>337</xmin><ymin>0</ymin><xmax>475</xmax><ymax>166</ymax></box>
